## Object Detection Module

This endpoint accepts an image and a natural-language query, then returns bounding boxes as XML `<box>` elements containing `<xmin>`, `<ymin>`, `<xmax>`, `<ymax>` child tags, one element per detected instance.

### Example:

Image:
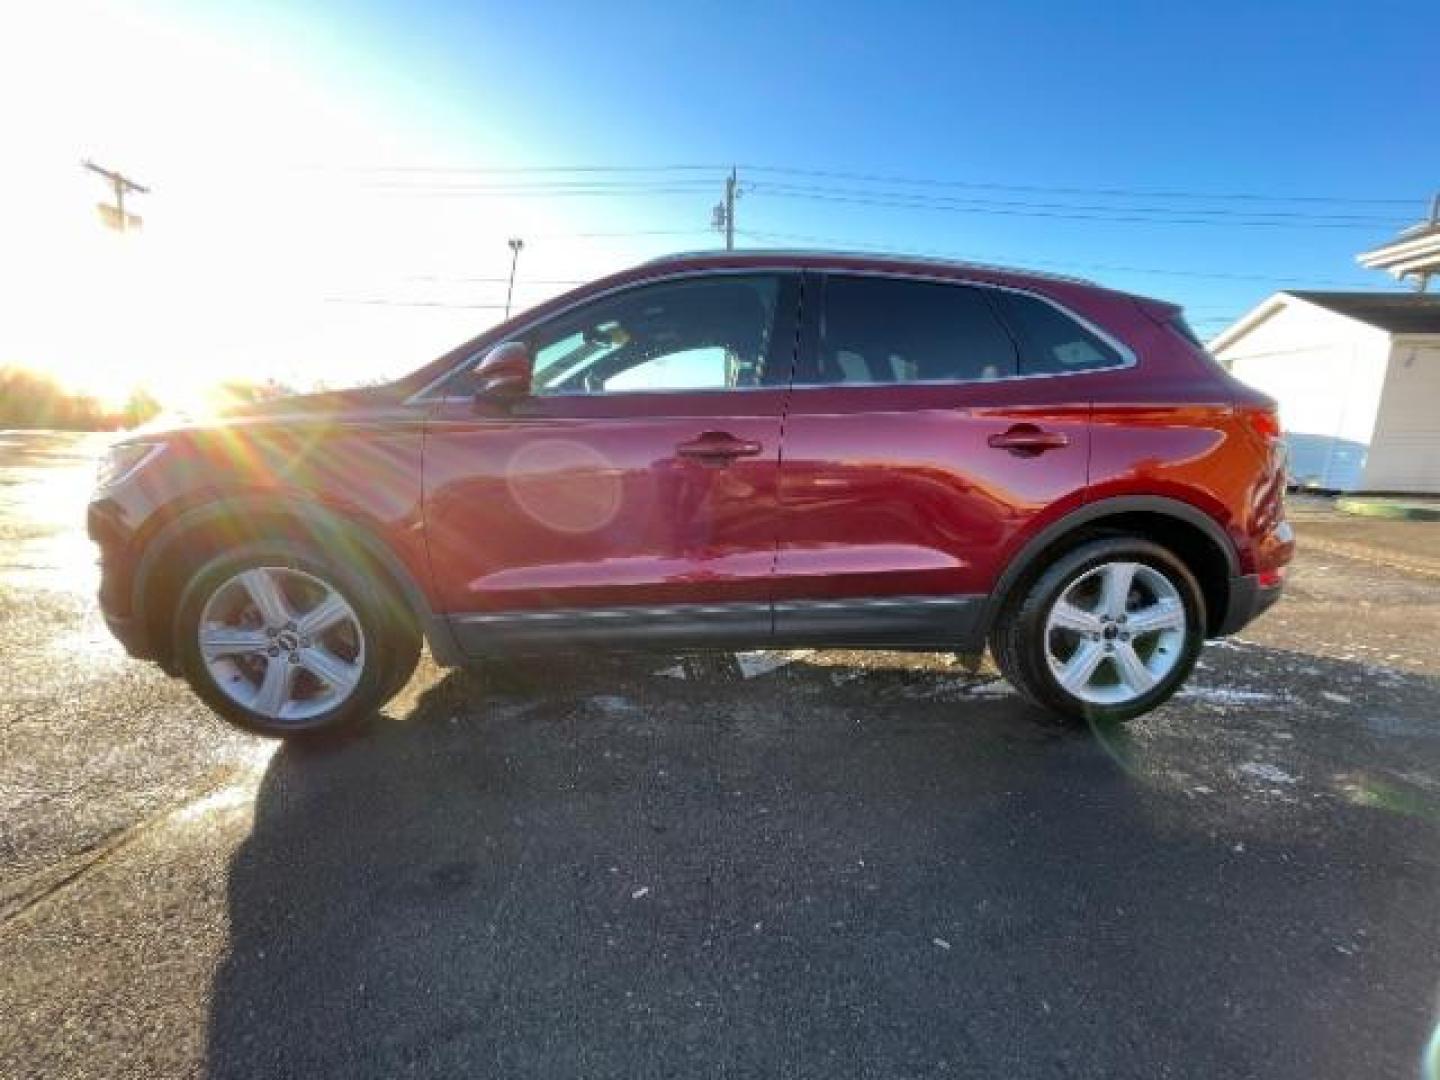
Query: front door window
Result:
<box><xmin>530</xmin><ymin>275</ymin><xmax>781</xmax><ymax>395</ymax></box>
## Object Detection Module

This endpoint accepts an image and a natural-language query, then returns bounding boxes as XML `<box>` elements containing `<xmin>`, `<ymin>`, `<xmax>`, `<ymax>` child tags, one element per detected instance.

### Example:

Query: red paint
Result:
<box><xmin>89</xmin><ymin>250</ymin><xmax>1292</xmax><ymax>664</ymax></box>
<box><xmin>422</xmin><ymin>389</ymin><xmax>788</xmax><ymax>611</ymax></box>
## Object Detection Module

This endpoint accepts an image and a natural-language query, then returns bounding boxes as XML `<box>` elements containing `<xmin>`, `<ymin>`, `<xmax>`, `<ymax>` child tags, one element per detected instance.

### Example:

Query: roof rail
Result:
<box><xmin>639</xmin><ymin>247</ymin><xmax>1096</xmax><ymax>286</ymax></box>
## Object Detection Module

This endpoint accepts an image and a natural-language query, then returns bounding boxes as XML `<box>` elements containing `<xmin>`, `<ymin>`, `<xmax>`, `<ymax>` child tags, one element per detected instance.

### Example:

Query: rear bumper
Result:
<box><xmin>1216</xmin><ymin>572</ymin><xmax>1284</xmax><ymax>636</ymax></box>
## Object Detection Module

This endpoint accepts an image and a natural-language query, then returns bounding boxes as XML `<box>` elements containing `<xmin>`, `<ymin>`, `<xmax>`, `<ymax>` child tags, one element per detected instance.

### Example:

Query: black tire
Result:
<box><xmin>989</xmin><ymin>536</ymin><xmax>1206</xmax><ymax>728</ymax></box>
<box><xmin>174</xmin><ymin>540</ymin><xmax>420</xmax><ymax>738</ymax></box>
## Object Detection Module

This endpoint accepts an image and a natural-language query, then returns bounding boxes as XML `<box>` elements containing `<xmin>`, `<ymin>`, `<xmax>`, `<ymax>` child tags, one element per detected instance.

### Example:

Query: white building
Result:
<box><xmin>1211</xmin><ymin>291</ymin><xmax>1440</xmax><ymax>492</ymax></box>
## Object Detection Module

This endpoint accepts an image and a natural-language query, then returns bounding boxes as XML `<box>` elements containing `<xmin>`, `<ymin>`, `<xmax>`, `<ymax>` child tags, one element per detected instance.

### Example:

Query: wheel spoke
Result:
<box><xmin>1050</xmin><ymin>599</ymin><xmax>1103</xmax><ymax>637</ymax></box>
<box><xmin>1057</xmin><ymin>640</ymin><xmax>1106</xmax><ymax>692</ymax></box>
<box><xmin>198</xmin><ymin>626</ymin><xmax>269</xmax><ymax>659</ymax></box>
<box><xmin>238</xmin><ymin>568</ymin><xmax>293</xmax><ymax>627</ymax></box>
<box><xmin>251</xmin><ymin>656</ymin><xmax>296</xmax><ymax>717</ymax></box>
<box><xmin>299</xmin><ymin>646</ymin><xmax>361</xmax><ymax>694</ymax></box>
<box><xmin>297</xmin><ymin>591</ymin><xmax>351</xmax><ymax>637</ymax></box>
<box><xmin>1127</xmin><ymin>600</ymin><xmax>1185</xmax><ymax>637</ymax></box>
<box><xmin>1112</xmin><ymin>642</ymin><xmax>1158</xmax><ymax>694</ymax></box>
<box><xmin>1098</xmin><ymin>562</ymin><xmax>1138</xmax><ymax>618</ymax></box>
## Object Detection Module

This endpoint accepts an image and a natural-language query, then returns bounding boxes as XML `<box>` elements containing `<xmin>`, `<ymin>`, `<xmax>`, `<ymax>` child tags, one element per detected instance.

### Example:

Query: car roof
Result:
<box><xmin>395</xmin><ymin>247</ymin><xmax>1167</xmax><ymax>398</ymax></box>
<box><xmin>639</xmin><ymin>248</ymin><xmax>1098</xmax><ymax>288</ymax></box>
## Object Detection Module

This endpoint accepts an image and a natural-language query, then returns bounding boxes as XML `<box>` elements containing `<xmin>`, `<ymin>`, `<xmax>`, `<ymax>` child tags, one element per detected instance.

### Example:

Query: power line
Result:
<box><xmin>745</xmin><ymin>185</ymin><xmax>1405</xmax><ymax>230</ymax></box>
<box><xmin>404</xmin><ymin>274</ymin><xmax>589</xmax><ymax>285</ymax></box>
<box><xmin>364</xmin><ymin>182</ymin><xmax>717</xmax><ymax>199</ymax></box>
<box><xmin>740</xmin><ymin>165</ymin><xmax>1422</xmax><ymax>207</ymax></box>
<box><xmin>350</xmin><ymin>172</ymin><xmax>1411</xmax><ymax>225</ymax></box>
<box><xmin>327</xmin><ymin>161</ymin><xmax>1421</xmax><ymax>207</ymax></box>
<box><xmin>342</xmin><ymin>163</ymin><xmax>728</xmax><ymax>176</ymax></box>
<box><xmin>325</xmin><ymin>297</ymin><xmax>511</xmax><ymax>309</ymax></box>
<box><xmin>527</xmin><ymin>228</ymin><xmax>714</xmax><ymax>240</ymax></box>
<box><xmin>734</xmin><ymin>228</ymin><xmax>1393</xmax><ymax>289</ymax></box>
<box><xmin>353</xmin><ymin>174</ymin><xmax>1409</xmax><ymax>229</ymax></box>
<box><xmin>747</xmin><ymin>181</ymin><xmax>1405</xmax><ymax>224</ymax></box>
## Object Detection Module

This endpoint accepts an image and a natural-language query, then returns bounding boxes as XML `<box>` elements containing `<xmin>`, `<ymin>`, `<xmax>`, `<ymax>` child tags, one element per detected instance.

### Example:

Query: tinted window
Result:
<box><xmin>813</xmin><ymin>277</ymin><xmax>1017</xmax><ymax>385</ymax></box>
<box><xmin>995</xmin><ymin>292</ymin><xmax>1124</xmax><ymax>376</ymax></box>
<box><xmin>530</xmin><ymin>275</ymin><xmax>781</xmax><ymax>395</ymax></box>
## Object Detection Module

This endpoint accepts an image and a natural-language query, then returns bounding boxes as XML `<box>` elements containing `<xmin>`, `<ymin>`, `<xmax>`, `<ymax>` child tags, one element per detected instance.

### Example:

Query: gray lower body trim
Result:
<box><xmin>772</xmin><ymin>595</ymin><xmax>985</xmax><ymax>649</ymax></box>
<box><xmin>447</xmin><ymin>595</ymin><xmax>986</xmax><ymax>657</ymax></box>
<box><xmin>450</xmin><ymin>602</ymin><xmax>770</xmax><ymax>654</ymax></box>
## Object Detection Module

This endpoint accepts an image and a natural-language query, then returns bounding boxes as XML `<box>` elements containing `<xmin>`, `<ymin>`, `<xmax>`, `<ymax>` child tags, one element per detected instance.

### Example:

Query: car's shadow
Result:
<box><xmin>205</xmin><ymin>650</ymin><xmax>1440</xmax><ymax>1079</ymax></box>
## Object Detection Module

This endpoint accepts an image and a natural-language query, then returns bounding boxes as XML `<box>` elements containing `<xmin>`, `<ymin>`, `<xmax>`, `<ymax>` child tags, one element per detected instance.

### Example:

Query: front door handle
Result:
<box><xmin>987</xmin><ymin>424</ymin><xmax>1070</xmax><ymax>456</ymax></box>
<box><xmin>676</xmin><ymin>431</ymin><xmax>763</xmax><ymax>466</ymax></box>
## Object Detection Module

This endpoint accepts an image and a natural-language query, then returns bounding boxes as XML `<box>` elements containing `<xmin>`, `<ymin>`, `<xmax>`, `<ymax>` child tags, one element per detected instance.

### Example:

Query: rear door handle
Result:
<box><xmin>987</xmin><ymin>424</ymin><xmax>1070</xmax><ymax>456</ymax></box>
<box><xmin>676</xmin><ymin>431</ymin><xmax>763</xmax><ymax>466</ymax></box>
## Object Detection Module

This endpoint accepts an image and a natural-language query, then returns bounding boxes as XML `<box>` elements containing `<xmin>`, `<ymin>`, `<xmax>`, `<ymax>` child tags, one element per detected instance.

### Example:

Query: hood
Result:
<box><xmin>120</xmin><ymin>382</ymin><xmax>410</xmax><ymax>443</ymax></box>
<box><xmin>222</xmin><ymin>382</ymin><xmax>404</xmax><ymax>419</ymax></box>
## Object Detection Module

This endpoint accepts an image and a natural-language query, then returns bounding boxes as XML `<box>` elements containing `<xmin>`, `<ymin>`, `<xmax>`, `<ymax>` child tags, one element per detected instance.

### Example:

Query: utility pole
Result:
<box><xmin>82</xmin><ymin>160</ymin><xmax>149</xmax><ymax>233</ymax></box>
<box><xmin>725</xmin><ymin>167</ymin><xmax>736</xmax><ymax>251</ymax></box>
<box><xmin>711</xmin><ymin>167</ymin><xmax>738</xmax><ymax>250</ymax></box>
<box><xmin>504</xmin><ymin>238</ymin><xmax>525</xmax><ymax>318</ymax></box>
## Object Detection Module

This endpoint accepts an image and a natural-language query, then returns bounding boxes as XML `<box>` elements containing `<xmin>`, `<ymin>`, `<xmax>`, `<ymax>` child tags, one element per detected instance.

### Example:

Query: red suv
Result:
<box><xmin>88</xmin><ymin>251</ymin><xmax>1293</xmax><ymax>738</ymax></box>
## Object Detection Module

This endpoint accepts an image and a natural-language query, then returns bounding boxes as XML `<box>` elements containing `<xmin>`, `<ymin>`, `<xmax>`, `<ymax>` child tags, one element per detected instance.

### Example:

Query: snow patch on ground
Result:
<box><xmin>1178</xmin><ymin>687</ymin><xmax>1283</xmax><ymax>706</ymax></box>
<box><xmin>1238</xmin><ymin>761</ymin><xmax>1299</xmax><ymax>785</ymax></box>
<box><xmin>589</xmin><ymin>695</ymin><xmax>638</xmax><ymax>715</ymax></box>
<box><xmin>1206</xmin><ymin>638</ymin><xmax>1252</xmax><ymax>652</ymax></box>
<box><xmin>964</xmin><ymin>678</ymin><xmax>1015</xmax><ymax>698</ymax></box>
<box><xmin>736</xmin><ymin>650</ymin><xmax>811</xmax><ymax>679</ymax></box>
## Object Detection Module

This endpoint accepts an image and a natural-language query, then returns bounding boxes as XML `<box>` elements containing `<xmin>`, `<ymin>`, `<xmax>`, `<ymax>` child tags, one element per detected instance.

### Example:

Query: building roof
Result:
<box><xmin>1357</xmin><ymin>219</ymin><xmax>1440</xmax><ymax>285</ymax></box>
<box><xmin>1287</xmin><ymin>291</ymin><xmax>1440</xmax><ymax>334</ymax></box>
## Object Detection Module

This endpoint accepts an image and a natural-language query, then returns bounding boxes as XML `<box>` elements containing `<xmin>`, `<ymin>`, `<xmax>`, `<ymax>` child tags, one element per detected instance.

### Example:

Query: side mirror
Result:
<box><xmin>472</xmin><ymin>341</ymin><xmax>533</xmax><ymax>402</ymax></box>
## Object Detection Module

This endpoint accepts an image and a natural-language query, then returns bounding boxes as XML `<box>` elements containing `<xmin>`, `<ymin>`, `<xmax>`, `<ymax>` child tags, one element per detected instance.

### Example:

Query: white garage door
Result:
<box><xmin>1364</xmin><ymin>345</ymin><xmax>1440</xmax><ymax>493</ymax></box>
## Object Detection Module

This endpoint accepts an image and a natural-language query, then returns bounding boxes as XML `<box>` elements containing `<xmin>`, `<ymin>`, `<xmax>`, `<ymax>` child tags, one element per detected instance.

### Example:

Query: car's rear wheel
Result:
<box><xmin>990</xmin><ymin>536</ymin><xmax>1205</xmax><ymax>727</ymax></box>
<box><xmin>174</xmin><ymin>541</ymin><xmax>419</xmax><ymax>738</ymax></box>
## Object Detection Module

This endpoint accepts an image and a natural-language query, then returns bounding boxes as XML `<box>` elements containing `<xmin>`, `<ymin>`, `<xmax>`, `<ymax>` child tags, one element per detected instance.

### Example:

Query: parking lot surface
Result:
<box><xmin>2</xmin><ymin>431</ymin><xmax>1439</xmax><ymax>1079</ymax></box>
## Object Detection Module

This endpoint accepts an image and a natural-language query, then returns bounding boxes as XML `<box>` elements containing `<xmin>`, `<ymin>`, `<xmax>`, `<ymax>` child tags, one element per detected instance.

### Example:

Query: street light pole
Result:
<box><xmin>505</xmin><ymin>238</ymin><xmax>525</xmax><ymax>318</ymax></box>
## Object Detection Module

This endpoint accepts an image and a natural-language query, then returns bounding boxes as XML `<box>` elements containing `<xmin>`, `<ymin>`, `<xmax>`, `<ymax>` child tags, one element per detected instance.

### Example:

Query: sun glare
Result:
<box><xmin>0</xmin><ymin>1</ymin><xmax>655</xmax><ymax>417</ymax></box>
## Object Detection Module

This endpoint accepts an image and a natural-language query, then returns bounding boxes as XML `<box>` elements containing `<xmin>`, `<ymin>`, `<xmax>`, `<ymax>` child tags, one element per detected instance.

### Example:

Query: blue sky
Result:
<box><xmin>6</xmin><ymin>0</ymin><xmax>1438</xmax><ymax>398</ymax></box>
<box><xmin>254</xmin><ymin>0</ymin><xmax>1440</xmax><ymax>332</ymax></box>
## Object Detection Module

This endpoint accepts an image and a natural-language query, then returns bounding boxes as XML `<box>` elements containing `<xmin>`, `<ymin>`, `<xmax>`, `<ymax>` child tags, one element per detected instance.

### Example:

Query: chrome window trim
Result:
<box><xmin>406</xmin><ymin>264</ymin><xmax>1138</xmax><ymax>404</ymax></box>
<box><xmin>405</xmin><ymin>267</ymin><xmax>798</xmax><ymax>405</ymax></box>
<box><xmin>807</xmin><ymin>268</ymin><xmax>1138</xmax><ymax>387</ymax></box>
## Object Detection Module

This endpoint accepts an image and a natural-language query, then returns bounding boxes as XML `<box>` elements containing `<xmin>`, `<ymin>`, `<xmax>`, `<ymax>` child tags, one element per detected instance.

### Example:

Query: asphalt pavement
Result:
<box><xmin>2</xmin><ymin>430</ymin><xmax>1439</xmax><ymax>1080</ymax></box>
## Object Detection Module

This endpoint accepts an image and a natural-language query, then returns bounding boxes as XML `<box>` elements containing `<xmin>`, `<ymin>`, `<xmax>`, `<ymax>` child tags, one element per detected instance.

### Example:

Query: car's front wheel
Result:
<box><xmin>174</xmin><ymin>541</ymin><xmax>419</xmax><ymax>738</ymax></box>
<box><xmin>990</xmin><ymin>537</ymin><xmax>1205</xmax><ymax>727</ymax></box>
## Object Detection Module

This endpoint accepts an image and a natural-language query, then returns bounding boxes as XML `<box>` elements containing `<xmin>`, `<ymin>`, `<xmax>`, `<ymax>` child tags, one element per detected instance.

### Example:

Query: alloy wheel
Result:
<box><xmin>1043</xmin><ymin>560</ymin><xmax>1187</xmax><ymax>706</ymax></box>
<box><xmin>197</xmin><ymin>566</ymin><xmax>367</xmax><ymax>723</ymax></box>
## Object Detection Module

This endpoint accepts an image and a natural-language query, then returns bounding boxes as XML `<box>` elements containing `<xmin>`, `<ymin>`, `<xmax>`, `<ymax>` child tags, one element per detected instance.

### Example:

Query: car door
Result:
<box><xmin>771</xmin><ymin>271</ymin><xmax>1097</xmax><ymax>647</ymax></box>
<box><xmin>422</xmin><ymin>272</ymin><xmax>800</xmax><ymax>654</ymax></box>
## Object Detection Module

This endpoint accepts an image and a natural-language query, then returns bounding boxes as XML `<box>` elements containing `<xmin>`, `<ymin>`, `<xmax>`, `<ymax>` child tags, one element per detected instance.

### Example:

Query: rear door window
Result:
<box><xmin>993</xmin><ymin>291</ymin><xmax>1125</xmax><ymax>376</ymax></box>
<box><xmin>807</xmin><ymin>276</ymin><xmax>1018</xmax><ymax>385</ymax></box>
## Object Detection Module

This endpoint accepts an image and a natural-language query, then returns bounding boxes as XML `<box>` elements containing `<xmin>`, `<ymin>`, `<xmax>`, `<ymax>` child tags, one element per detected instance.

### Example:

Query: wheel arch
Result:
<box><xmin>132</xmin><ymin>495</ymin><xmax>461</xmax><ymax>673</ymax></box>
<box><xmin>984</xmin><ymin>495</ymin><xmax>1240</xmax><ymax>639</ymax></box>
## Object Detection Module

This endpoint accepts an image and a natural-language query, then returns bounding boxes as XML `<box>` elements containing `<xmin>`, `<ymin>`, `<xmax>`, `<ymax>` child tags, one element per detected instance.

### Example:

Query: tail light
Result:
<box><xmin>1240</xmin><ymin>403</ymin><xmax>1288</xmax><ymax>534</ymax></box>
<box><xmin>1257</xmin><ymin>567</ymin><xmax>1287</xmax><ymax>589</ymax></box>
<box><xmin>1240</xmin><ymin>404</ymin><xmax>1282</xmax><ymax>443</ymax></box>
